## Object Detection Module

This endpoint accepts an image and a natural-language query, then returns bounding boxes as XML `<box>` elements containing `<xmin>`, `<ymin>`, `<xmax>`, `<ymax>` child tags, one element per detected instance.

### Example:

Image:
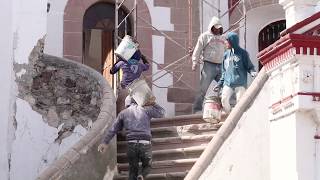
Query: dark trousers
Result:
<box><xmin>193</xmin><ymin>61</ymin><xmax>221</xmax><ymax>112</ymax></box>
<box><xmin>127</xmin><ymin>142</ymin><xmax>152</xmax><ymax>180</ymax></box>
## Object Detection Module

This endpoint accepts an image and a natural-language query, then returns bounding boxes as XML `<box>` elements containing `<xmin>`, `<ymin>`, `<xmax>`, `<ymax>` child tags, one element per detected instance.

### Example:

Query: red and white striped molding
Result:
<box><xmin>257</xmin><ymin>34</ymin><xmax>320</xmax><ymax>71</ymax></box>
<box><xmin>258</xmin><ymin>11</ymin><xmax>320</xmax><ymax>71</ymax></box>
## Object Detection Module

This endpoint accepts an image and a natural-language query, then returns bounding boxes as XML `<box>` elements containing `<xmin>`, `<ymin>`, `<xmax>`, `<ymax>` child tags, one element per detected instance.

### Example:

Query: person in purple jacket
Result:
<box><xmin>111</xmin><ymin>50</ymin><xmax>149</xmax><ymax>89</ymax></box>
<box><xmin>98</xmin><ymin>96</ymin><xmax>165</xmax><ymax>180</ymax></box>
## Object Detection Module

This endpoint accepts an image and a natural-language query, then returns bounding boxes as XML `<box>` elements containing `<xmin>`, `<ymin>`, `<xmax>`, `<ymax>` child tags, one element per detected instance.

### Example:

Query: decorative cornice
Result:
<box><xmin>257</xmin><ymin>34</ymin><xmax>320</xmax><ymax>71</ymax></box>
<box><xmin>280</xmin><ymin>11</ymin><xmax>320</xmax><ymax>36</ymax></box>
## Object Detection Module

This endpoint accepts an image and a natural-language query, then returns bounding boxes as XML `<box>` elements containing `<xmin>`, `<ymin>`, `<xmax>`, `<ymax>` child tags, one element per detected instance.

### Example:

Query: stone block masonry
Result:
<box><xmin>14</xmin><ymin>38</ymin><xmax>103</xmax><ymax>143</ymax></box>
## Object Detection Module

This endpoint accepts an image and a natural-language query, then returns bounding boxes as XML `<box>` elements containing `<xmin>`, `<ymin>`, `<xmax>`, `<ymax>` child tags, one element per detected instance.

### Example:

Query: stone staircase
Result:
<box><xmin>113</xmin><ymin>114</ymin><xmax>222</xmax><ymax>180</ymax></box>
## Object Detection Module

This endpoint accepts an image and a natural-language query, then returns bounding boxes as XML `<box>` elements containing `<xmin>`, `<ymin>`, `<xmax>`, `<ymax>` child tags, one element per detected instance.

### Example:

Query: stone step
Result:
<box><xmin>117</xmin><ymin>134</ymin><xmax>214</xmax><ymax>153</ymax></box>
<box><xmin>117</xmin><ymin>146</ymin><xmax>206</xmax><ymax>163</ymax></box>
<box><xmin>113</xmin><ymin>171</ymin><xmax>188</xmax><ymax>180</ymax></box>
<box><xmin>117</xmin><ymin>123</ymin><xmax>219</xmax><ymax>141</ymax></box>
<box><xmin>117</xmin><ymin>158</ymin><xmax>197</xmax><ymax>175</ymax></box>
<box><xmin>150</xmin><ymin>114</ymin><xmax>204</xmax><ymax>128</ymax></box>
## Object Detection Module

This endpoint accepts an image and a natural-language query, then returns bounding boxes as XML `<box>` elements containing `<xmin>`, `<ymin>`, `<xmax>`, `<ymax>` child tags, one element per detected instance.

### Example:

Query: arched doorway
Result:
<box><xmin>258</xmin><ymin>20</ymin><xmax>286</xmax><ymax>69</ymax></box>
<box><xmin>83</xmin><ymin>2</ymin><xmax>132</xmax><ymax>88</ymax></box>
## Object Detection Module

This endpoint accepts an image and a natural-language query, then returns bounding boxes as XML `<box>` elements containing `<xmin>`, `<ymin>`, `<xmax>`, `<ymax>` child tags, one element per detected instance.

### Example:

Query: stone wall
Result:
<box><xmin>15</xmin><ymin>39</ymin><xmax>102</xmax><ymax>142</ymax></box>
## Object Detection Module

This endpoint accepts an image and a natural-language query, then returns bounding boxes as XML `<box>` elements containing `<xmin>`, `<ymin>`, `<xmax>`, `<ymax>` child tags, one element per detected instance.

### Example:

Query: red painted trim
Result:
<box><xmin>258</xmin><ymin>34</ymin><xmax>320</xmax><ymax>67</ymax></box>
<box><xmin>297</xmin><ymin>92</ymin><xmax>320</xmax><ymax>96</ymax></box>
<box><xmin>280</xmin><ymin>11</ymin><xmax>320</xmax><ymax>36</ymax></box>
<box><xmin>270</xmin><ymin>93</ymin><xmax>297</xmax><ymax>109</ymax></box>
<box><xmin>270</xmin><ymin>92</ymin><xmax>320</xmax><ymax>109</ymax></box>
<box><xmin>304</xmin><ymin>24</ymin><xmax>320</xmax><ymax>35</ymax></box>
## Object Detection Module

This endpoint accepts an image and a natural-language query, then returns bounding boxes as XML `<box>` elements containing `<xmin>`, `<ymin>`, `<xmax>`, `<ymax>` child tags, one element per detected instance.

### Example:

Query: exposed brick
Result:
<box><xmin>64</xmin><ymin>20</ymin><xmax>82</xmax><ymax>33</ymax></box>
<box><xmin>64</xmin><ymin>3</ymin><xmax>85</xmax><ymax>22</ymax></box>
<box><xmin>175</xmin><ymin>24</ymin><xmax>189</xmax><ymax>31</ymax></box>
<box><xmin>137</xmin><ymin>28</ymin><xmax>153</xmax><ymax>47</ymax></box>
<box><xmin>167</xmin><ymin>87</ymin><xmax>195</xmax><ymax>103</ymax></box>
<box><xmin>156</xmin><ymin>0</ymin><xmax>176</xmax><ymax>7</ymax></box>
<box><xmin>137</xmin><ymin>0</ymin><xmax>149</xmax><ymax>11</ymax></box>
<box><xmin>175</xmin><ymin>103</ymin><xmax>193</xmax><ymax>115</ymax></box>
<box><xmin>176</xmin><ymin>0</ymin><xmax>189</xmax><ymax>8</ymax></box>
<box><xmin>171</xmin><ymin>8</ymin><xmax>189</xmax><ymax>24</ymax></box>
<box><xmin>165</xmin><ymin>39</ymin><xmax>187</xmax><ymax>64</ymax></box>
<box><xmin>172</xmin><ymin>71</ymin><xmax>198</xmax><ymax>90</ymax></box>
<box><xmin>63</xmin><ymin>33</ymin><xmax>82</xmax><ymax>57</ymax></box>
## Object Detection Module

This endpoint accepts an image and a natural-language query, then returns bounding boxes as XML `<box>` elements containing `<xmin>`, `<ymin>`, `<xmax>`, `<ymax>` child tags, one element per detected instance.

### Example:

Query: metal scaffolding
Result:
<box><xmin>113</xmin><ymin>0</ymin><xmax>247</xmax><ymax>90</ymax></box>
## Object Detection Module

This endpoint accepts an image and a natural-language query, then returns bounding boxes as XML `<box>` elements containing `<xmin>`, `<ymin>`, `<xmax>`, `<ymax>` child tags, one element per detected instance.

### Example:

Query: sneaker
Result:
<box><xmin>137</xmin><ymin>175</ymin><xmax>144</xmax><ymax>180</ymax></box>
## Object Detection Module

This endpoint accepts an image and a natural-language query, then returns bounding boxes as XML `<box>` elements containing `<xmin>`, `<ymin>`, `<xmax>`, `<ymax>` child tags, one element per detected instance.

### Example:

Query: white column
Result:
<box><xmin>267</xmin><ymin>54</ymin><xmax>320</xmax><ymax>180</ymax></box>
<box><xmin>279</xmin><ymin>0</ymin><xmax>318</xmax><ymax>28</ymax></box>
<box><xmin>0</xmin><ymin>0</ymin><xmax>13</xmax><ymax>179</ymax></box>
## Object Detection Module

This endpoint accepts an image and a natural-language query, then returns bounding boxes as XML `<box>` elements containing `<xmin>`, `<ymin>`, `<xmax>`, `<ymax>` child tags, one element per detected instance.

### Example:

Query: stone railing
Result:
<box><xmin>37</xmin><ymin>55</ymin><xmax>117</xmax><ymax>180</ymax></box>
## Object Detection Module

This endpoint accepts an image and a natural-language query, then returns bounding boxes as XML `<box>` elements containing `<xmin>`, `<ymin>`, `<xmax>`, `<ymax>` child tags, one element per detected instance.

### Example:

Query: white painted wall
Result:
<box><xmin>7</xmin><ymin>1</ymin><xmax>89</xmax><ymax>179</ymax></box>
<box><xmin>0</xmin><ymin>0</ymin><xmax>14</xmax><ymax>179</ymax></box>
<box><xmin>152</xmin><ymin>35</ymin><xmax>175</xmax><ymax>116</ymax></box>
<box><xmin>145</xmin><ymin>0</ymin><xmax>175</xmax><ymax>116</ymax></box>
<box><xmin>199</xmin><ymin>79</ymin><xmax>271</xmax><ymax>180</ymax></box>
<box><xmin>239</xmin><ymin>4</ymin><xmax>285</xmax><ymax>70</ymax></box>
<box><xmin>45</xmin><ymin>0</ymin><xmax>68</xmax><ymax>57</ymax></box>
<box><xmin>10</xmin><ymin>99</ymin><xmax>88</xmax><ymax>180</ymax></box>
<box><xmin>12</xmin><ymin>0</ymin><xmax>48</xmax><ymax>64</ymax></box>
<box><xmin>271</xmin><ymin>112</ymin><xmax>317</xmax><ymax>180</ymax></box>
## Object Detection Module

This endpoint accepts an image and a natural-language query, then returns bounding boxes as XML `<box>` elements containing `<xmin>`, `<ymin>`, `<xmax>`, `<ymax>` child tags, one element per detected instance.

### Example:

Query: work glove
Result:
<box><xmin>192</xmin><ymin>63</ymin><xmax>197</xmax><ymax>71</ymax></box>
<box><xmin>250</xmin><ymin>71</ymin><xmax>257</xmax><ymax>77</ymax></box>
<box><xmin>213</xmin><ymin>84</ymin><xmax>221</xmax><ymax>92</ymax></box>
<box><xmin>98</xmin><ymin>143</ymin><xmax>108</xmax><ymax>153</ymax></box>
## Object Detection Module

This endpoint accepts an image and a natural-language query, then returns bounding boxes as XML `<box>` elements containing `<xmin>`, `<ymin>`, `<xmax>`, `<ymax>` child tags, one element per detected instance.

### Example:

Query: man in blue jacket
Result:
<box><xmin>215</xmin><ymin>32</ymin><xmax>257</xmax><ymax>114</ymax></box>
<box><xmin>98</xmin><ymin>96</ymin><xmax>165</xmax><ymax>180</ymax></box>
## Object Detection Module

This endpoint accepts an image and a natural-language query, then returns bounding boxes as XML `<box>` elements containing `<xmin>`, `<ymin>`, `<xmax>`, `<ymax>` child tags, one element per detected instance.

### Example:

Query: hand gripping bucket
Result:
<box><xmin>115</xmin><ymin>35</ymin><xmax>139</xmax><ymax>61</ymax></box>
<box><xmin>127</xmin><ymin>79</ymin><xmax>155</xmax><ymax>106</ymax></box>
<box><xmin>202</xmin><ymin>96</ymin><xmax>222</xmax><ymax>123</ymax></box>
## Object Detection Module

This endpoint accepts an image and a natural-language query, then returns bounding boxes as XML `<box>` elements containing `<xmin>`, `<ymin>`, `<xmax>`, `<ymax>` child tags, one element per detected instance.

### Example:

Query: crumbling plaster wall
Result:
<box><xmin>11</xmin><ymin>38</ymin><xmax>104</xmax><ymax>180</ymax></box>
<box><xmin>8</xmin><ymin>0</ymin><xmax>109</xmax><ymax>179</ymax></box>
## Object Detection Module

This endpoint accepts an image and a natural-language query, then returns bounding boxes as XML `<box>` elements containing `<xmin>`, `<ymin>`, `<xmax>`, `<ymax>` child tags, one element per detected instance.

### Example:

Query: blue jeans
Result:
<box><xmin>193</xmin><ymin>61</ymin><xmax>221</xmax><ymax>112</ymax></box>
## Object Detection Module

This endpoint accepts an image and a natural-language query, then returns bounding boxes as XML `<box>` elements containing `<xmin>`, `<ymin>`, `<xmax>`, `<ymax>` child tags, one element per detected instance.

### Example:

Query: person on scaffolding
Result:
<box><xmin>98</xmin><ymin>96</ymin><xmax>165</xmax><ymax>180</ymax></box>
<box><xmin>214</xmin><ymin>32</ymin><xmax>257</xmax><ymax>115</ymax></box>
<box><xmin>191</xmin><ymin>16</ymin><xmax>225</xmax><ymax>113</ymax></box>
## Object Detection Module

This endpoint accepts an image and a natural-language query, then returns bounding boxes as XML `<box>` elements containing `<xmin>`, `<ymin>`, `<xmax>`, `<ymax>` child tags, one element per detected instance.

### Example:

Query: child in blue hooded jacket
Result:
<box><xmin>215</xmin><ymin>32</ymin><xmax>257</xmax><ymax>114</ymax></box>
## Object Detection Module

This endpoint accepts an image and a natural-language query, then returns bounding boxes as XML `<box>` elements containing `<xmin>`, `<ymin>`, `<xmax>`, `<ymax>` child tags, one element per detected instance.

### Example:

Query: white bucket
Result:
<box><xmin>128</xmin><ymin>79</ymin><xmax>155</xmax><ymax>106</ymax></box>
<box><xmin>115</xmin><ymin>35</ymin><xmax>139</xmax><ymax>61</ymax></box>
<box><xmin>202</xmin><ymin>97</ymin><xmax>222</xmax><ymax>123</ymax></box>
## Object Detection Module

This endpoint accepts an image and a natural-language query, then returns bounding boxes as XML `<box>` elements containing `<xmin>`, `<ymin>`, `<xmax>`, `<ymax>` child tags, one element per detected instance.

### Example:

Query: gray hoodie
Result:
<box><xmin>103</xmin><ymin>99</ymin><xmax>165</xmax><ymax>144</ymax></box>
<box><xmin>192</xmin><ymin>16</ymin><xmax>225</xmax><ymax>65</ymax></box>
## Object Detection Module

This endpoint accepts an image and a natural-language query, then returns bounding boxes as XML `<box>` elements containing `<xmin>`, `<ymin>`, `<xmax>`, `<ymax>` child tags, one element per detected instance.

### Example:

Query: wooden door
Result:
<box><xmin>102</xmin><ymin>31</ymin><xmax>114</xmax><ymax>89</ymax></box>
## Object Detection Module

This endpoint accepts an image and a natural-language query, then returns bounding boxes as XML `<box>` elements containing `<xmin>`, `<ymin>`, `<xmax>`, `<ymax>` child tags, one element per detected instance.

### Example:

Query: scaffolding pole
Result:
<box><xmin>112</xmin><ymin>0</ymin><xmax>247</xmax><ymax>91</ymax></box>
